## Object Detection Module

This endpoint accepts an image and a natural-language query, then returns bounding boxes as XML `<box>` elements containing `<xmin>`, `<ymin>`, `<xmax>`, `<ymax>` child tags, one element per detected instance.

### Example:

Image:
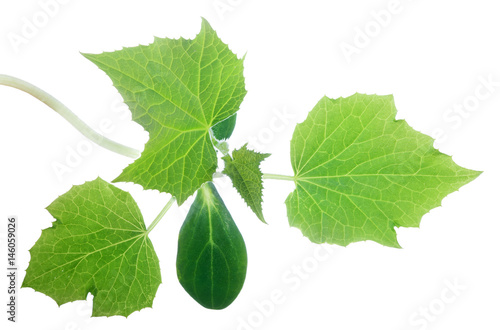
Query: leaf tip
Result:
<box><xmin>200</xmin><ymin>17</ymin><xmax>213</xmax><ymax>32</ymax></box>
<box><xmin>256</xmin><ymin>213</ymin><xmax>268</xmax><ymax>224</ymax></box>
<box><xmin>80</xmin><ymin>51</ymin><xmax>99</xmax><ymax>64</ymax></box>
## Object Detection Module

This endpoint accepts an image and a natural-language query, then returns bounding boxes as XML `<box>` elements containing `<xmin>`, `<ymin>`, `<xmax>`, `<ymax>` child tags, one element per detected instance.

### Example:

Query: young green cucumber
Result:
<box><xmin>176</xmin><ymin>182</ymin><xmax>247</xmax><ymax>309</ymax></box>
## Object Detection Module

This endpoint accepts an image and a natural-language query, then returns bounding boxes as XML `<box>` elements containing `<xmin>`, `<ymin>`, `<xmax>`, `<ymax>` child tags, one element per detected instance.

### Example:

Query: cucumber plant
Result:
<box><xmin>0</xmin><ymin>18</ymin><xmax>481</xmax><ymax>316</ymax></box>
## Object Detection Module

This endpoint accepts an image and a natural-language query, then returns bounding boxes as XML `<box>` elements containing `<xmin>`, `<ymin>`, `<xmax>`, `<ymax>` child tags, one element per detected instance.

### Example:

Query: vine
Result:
<box><xmin>1</xmin><ymin>19</ymin><xmax>480</xmax><ymax>316</ymax></box>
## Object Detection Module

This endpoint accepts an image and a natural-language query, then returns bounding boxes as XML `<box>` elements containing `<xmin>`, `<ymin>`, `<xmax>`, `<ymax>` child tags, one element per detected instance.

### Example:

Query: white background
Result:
<box><xmin>1</xmin><ymin>0</ymin><xmax>499</xmax><ymax>329</ymax></box>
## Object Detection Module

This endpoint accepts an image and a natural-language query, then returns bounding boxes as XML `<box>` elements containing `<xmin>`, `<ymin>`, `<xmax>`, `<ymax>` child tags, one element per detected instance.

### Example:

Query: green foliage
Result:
<box><xmin>83</xmin><ymin>18</ymin><xmax>246</xmax><ymax>204</ymax></box>
<box><xmin>176</xmin><ymin>182</ymin><xmax>247</xmax><ymax>309</ymax></box>
<box><xmin>212</xmin><ymin>113</ymin><xmax>237</xmax><ymax>140</ymax></box>
<box><xmin>14</xmin><ymin>19</ymin><xmax>482</xmax><ymax>317</ymax></box>
<box><xmin>222</xmin><ymin>144</ymin><xmax>270</xmax><ymax>223</ymax></box>
<box><xmin>286</xmin><ymin>94</ymin><xmax>481</xmax><ymax>247</ymax></box>
<box><xmin>22</xmin><ymin>178</ymin><xmax>161</xmax><ymax>317</ymax></box>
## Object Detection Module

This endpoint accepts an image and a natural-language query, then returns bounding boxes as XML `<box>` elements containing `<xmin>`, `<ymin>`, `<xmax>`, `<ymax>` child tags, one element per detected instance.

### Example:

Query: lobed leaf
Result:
<box><xmin>22</xmin><ymin>178</ymin><xmax>161</xmax><ymax>317</ymax></box>
<box><xmin>286</xmin><ymin>94</ymin><xmax>481</xmax><ymax>247</ymax></box>
<box><xmin>83</xmin><ymin>18</ymin><xmax>246</xmax><ymax>204</ymax></box>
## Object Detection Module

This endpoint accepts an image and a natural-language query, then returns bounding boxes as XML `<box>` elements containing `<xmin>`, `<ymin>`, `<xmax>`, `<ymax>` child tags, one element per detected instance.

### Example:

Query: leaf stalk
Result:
<box><xmin>146</xmin><ymin>196</ymin><xmax>176</xmax><ymax>234</ymax></box>
<box><xmin>262</xmin><ymin>173</ymin><xmax>296</xmax><ymax>181</ymax></box>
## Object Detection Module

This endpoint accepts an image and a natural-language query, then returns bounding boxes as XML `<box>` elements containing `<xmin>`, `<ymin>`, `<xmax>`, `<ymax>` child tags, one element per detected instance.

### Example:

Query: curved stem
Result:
<box><xmin>146</xmin><ymin>196</ymin><xmax>176</xmax><ymax>234</ymax></box>
<box><xmin>262</xmin><ymin>173</ymin><xmax>296</xmax><ymax>181</ymax></box>
<box><xmin>0</xmin><ymin>74</ymin><xmax>141</xmax><ymax>159</ymax></box>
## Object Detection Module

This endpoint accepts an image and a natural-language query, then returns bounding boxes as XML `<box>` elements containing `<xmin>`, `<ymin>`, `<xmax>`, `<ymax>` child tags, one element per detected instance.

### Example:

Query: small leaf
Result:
<box><xmin>222</xmin><ymin>144</ymin><xmax>270</xmax><ymax>223</ymax></box>
<box><xmin>212</xmin><ymin>113</ymin><xmax>237</xmax><ymax>140</ymax></box>
<box><xmin>287</xmin><ymin>94</ymin><xmax>481</xmax><ymax>248</ymax></box>
<box><xmin>83</xmin><ymin>18</ymin><xmax>246</xmax><ymax>204</ymax></box>
<box><xmin>176</xmin><ymin>182</ymin><xmax>247</xmax><ymax>309</ymax></box>
<box><xmin>22</xmin><ymin>178</ymin><xmax>161</xmax><ymax>317</ymax></box>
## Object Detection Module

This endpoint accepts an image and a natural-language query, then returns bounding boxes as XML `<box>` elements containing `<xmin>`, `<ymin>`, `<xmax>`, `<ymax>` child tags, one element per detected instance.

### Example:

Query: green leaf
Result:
<box><xmin>176</xmin><ymin>182</ymin><xmax>247</xmax><ymax>310</ymax></box>
<box><xmin>222</xmin><ymin>144</ymin><xmax>270</xmax><ymax>223</ymax></box>
<box><xmin>286</xmin><ymin>94</ymin><xmax>481</xmax><ymax>248</ymax></box>
<box><xmin>212</xmin><ymin>113</ymin><xmax>237</xmax><ymax>140</ymax></box>
<box><xmin>82</xmin><ymin>18</ymin><xmax>246</xmax><ymax>204</ymax></box>
<box><xmin>22</xmin><ymin>178</ymin><xmax>161</xmax><ymax>317</ymax></box>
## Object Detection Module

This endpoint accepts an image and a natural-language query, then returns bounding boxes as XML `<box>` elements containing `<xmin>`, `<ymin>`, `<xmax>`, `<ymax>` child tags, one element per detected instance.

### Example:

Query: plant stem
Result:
<box><xmin>209</xmin><ymin>129</ymin><xmax>229</xmax><ymax>156</ymax></box>
<box><xmin>262</xmin><ymin>173</ymin><xmax>296</xmax><ymax>181</ymax></box>
<box><xmin>0</xmin><ymin>74</ymin><xmax>141</xmax><ymax>159</ymax></box>
<box><xmin>214</xmin><ymin>171</ymin><xmax>295</xmax><ymax>182</ymax></box>
<box><xmin>213</xmin><ymin>172</ymin><xmax>225</xmax><ymax>179</ymax></box>
<box><xmin>146</xmin><ymin>196</ymin><xmax>176</xmax><ymax>234</ymax></box>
